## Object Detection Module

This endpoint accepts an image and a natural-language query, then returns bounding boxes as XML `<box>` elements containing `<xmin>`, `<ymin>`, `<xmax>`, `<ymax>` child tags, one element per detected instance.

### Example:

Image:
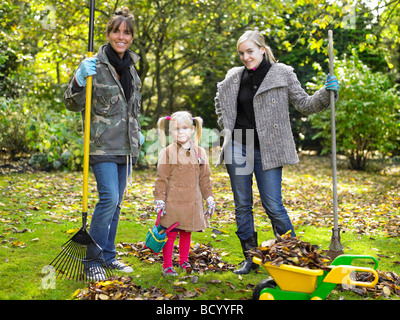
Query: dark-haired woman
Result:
<box><xmin>64</xmin><ymin>8</ymin><xmax>143</xmax><ymax>280</ymax></box>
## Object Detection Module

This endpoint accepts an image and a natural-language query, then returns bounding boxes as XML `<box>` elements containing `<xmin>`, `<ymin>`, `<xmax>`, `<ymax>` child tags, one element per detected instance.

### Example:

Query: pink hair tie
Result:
<box><xmin>166</xmin><ymin>116</ymin><xmax>171</xmax><ymax>120</ymax></box>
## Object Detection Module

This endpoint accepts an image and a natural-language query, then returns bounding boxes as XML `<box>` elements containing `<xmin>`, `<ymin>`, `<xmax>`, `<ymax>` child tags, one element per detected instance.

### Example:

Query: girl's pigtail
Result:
<box><xmin>192</xmin><ymin>116</ymin><xmax>203</xmax><ymax>145</ymax></box>
<box><xmin>157</xmin><ymin>117</ymin><xmax>167</xmax><ymax>147</ymax></box>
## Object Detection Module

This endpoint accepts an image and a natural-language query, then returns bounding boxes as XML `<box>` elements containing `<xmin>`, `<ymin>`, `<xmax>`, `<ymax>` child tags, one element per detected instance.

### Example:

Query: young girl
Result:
<box><xmin>153</xmin><ymin>111</ymin><xmax>215</xmax><ymax>276</ymax></box>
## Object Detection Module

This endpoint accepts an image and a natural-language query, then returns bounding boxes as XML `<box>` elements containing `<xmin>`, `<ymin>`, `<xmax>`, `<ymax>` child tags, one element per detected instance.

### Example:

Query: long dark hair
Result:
<box><xmin>106</xmin><ymin>7</ymin><xmax>135</xmax><ymax>36</ymax></box>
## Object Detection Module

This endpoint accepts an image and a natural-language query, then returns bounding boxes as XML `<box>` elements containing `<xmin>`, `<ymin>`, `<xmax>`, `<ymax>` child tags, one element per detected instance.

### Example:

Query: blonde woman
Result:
<box><xmin>153</xmin><ymin>111</ymin><xmax>215</xmax><ymax>276</ymax></box>
<box><xmin>215</xmin><ymin>30</ymin><xmax>339</xmax><ymax>274</ymax></box>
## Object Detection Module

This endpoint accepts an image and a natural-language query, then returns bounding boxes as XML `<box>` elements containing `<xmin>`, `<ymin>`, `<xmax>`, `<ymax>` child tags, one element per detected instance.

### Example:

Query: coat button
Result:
<box><xmin>272</xmin><ymin>98</ymin><xmax>276</xmax><ymax>103</ymax></box>
<box><xmin>178</xmin><ymin>200</ymin><xmax>182</xmax><ymax>204</ymax></box>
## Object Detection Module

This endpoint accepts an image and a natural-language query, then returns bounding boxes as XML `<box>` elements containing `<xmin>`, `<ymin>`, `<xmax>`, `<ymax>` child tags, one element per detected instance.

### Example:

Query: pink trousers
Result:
<box><xmin>162</xmin><ymin>229</ymin><xmax>191</xmax><ymax>269</ymax></box>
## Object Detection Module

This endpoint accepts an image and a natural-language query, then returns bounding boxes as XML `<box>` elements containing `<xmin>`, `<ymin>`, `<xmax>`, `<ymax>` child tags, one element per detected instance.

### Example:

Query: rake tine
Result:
<box><xmin>65</xmin><ymin>244</ymin><xmax>80</xmax><ymax>281</ymax></box>
<box><xmin>51</xmin><ymin>242</ymin><xmax>71</xmax><ymax>279</ymax></box>
<box><xmin>75</xmin><ymin>246</ymin><xmax>86</xmax><ymax>281</ymax></box>
<box><xmin>49</xmin><ymin>242</ymin><xmax>68</xmax><ymax>270</ymax></box>
<box><xmin>58</xmin><ymin>244</ymin><xmax>74</xmax><ymax>280</ymax></box>
<box><xmin>59</xmin><ymin>242</ymin><xmax>77</xmax><ymax>280</ymax></box>
<box><xmin>73</xmin><ymin>244</ymin><xmax>87</xmax><ymax>281</ymax></box>
<box><xmin>69</xmin><ymin>248</ymin><xmax>80</xmax><ymax>281</ymax></box>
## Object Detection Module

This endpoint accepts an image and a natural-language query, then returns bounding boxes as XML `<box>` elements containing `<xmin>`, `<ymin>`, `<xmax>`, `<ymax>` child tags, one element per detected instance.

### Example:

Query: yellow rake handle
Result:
<box><xmin>82</xmin><ymin>0</ymin><xmax>95</xmax><ymax>228</ymax></box>
<box><xmin>82</xmin><ymin>51</ymin><xmax>93</xmax><ymax>223</ymax></box>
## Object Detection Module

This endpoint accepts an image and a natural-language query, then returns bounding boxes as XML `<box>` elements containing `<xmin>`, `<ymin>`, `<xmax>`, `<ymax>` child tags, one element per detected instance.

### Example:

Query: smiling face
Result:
<box><xmin>238</xmin><ymin>40</ymin><xmax>266</xmax><ymax>70</ymax></box>
<box><xmin>170</xmin><ymin>119</ymin><xmax>194</xmax><ymax>147</ymax></box>
<box><xmin>106</xmin><ymin>20</ymin><xmax>133</xmax><ymax>58</ymax></box>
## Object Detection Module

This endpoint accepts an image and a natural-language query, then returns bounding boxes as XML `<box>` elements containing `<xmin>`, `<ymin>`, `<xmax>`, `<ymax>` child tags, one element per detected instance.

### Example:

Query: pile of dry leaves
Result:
<box><xmin>75</xmin><ymin>242</ymin><xmax>240</xmax><ymax>300</ymax></box>
<box><xmin>344</xmin><ymin>270</ymin><xmax>400</xmax><ymax>299</ymax></box>
<box><xmin>75</xmin><ymin>276</ymin><xmax>176</xmax><ymax>300</ymax></box>
<box><xmin>248</xmin><ymin>233</ymin><xmax>331</xmax><ymax>270</ymax></box>
<box><xmin>118</xmin><ymin>241</ymin><xmax>236</xmax><ymax>273</ymax></box>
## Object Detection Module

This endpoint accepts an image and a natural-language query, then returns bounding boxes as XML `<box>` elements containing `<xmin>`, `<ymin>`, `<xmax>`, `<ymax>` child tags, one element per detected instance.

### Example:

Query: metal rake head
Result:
<box><xmin>49</xmin><ymin>229</ymin><xmax>113</xmax><ymax>282</ymax></box>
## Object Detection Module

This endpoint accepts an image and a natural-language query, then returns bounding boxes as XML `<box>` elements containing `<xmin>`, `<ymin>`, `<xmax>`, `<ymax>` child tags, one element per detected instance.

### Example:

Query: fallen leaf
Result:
<box><xmin>206</xmin><ymin>279</ymin><xmax>222</xmax><ymax>284</ymax></box>
<box><xmin>190</xmin><ymin>275</ymin><xmax>199</xmax><ymax>284</ymax></box>
<box><xmin>12</xmin><ymin>241</ymin><xmax>26</xmax><ymax>248</ymax></box>
<box><xmin>226</xmin><ymin>282</ymin><xmax>235</xmax><ymax>290</ymax></box>
<box><xmin>66</xmin><ymin>228</ymin><xmax>79</xmax><ymax>234</ymax></box>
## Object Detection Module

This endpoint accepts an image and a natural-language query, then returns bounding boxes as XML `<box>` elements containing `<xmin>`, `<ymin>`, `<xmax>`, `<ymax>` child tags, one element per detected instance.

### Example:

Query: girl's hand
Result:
<box><xmin>205</xmin><ymin>197</ymin><xmax>215</xmax><ymax>218</ymax></box>
<box><xmin>155</xmin><ymin>200</ymin><xmax>166</xmax><ymax>216</ymax></box>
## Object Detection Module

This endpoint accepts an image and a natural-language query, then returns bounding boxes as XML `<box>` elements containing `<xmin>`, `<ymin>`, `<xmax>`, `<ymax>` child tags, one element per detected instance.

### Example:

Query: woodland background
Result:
<box><xmin>0</xmin><ymin>0</ymin><xmax>399</xmax><ymax>172</ymax></box>
<box><xmin>1</xmin><ymin>0</ymin><xmax>400</xmax><ymax>301</ymax></box>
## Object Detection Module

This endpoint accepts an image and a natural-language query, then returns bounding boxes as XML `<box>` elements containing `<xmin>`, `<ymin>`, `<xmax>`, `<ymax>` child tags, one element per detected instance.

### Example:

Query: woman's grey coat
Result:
<box><xmin>215</xmin><ymin>62</ymin><xmax>334</xmax><ymax>171</ymax></box>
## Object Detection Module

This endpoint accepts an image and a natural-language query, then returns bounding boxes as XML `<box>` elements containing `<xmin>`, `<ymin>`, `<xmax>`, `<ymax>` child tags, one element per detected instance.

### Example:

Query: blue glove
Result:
<box><xmin>139</xmin><ymin>131</ymin><xmax>145</xmax><ymax>146</ymax></box>
<box><xmin>325</xmin><ymin>74</ymin><xmax>339</xmax><ymax>93</ymax></box>
<box><xmin>75</xmin><ymin>57</ymin><xmax>98</xmax><ymax>87</ymax></box>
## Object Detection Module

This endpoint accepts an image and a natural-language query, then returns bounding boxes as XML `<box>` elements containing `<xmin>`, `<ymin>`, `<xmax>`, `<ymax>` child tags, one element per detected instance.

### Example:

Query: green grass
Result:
<box><xmin>0</xmin><ymin>155</ymin><xmax>399</xmax><ymax>300</ymax></box>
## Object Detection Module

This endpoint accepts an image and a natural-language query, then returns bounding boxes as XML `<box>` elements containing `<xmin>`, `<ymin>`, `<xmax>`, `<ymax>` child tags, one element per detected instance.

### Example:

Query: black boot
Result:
<box><xmin>233</xmin><ymin>232</ymin><xmax>259</xmax><ymax>275</ymax></box>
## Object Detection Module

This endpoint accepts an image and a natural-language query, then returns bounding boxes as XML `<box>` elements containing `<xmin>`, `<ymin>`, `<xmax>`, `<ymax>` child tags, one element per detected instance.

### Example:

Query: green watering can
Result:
<box><xmin>145</xmin><ymin>210</ymin><xmax>179</xmax><ymax>254</ymax></box>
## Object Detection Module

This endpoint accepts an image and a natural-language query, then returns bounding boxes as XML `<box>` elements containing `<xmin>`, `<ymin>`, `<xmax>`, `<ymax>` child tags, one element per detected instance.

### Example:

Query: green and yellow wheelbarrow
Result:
<box><xmin>252</xmin><ymin>254</ymin><xmax>379</xmax><ymax>300</ymax></box>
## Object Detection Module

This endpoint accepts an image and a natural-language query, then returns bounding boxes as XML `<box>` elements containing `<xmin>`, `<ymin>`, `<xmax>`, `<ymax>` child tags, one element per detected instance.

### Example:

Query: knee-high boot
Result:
<box><xmin>233</xmin><ymin>232</ymin><xmax>259</xmax><ymax>275</ymax></box>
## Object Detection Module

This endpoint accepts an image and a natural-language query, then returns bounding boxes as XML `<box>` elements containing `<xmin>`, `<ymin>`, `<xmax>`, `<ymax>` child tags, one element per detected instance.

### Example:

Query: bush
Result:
<box><xmin>308</xmin><ymin>52</ymin><xmax>400</xmax><ymax>170</ymax></box>
<box><xmin>0</xmin><ymin>97</ymin><xmax>31</xmax><ymax>159</ymax></box>
<box><xmin>26</xmin><ymin>107</ymin><xmax>84</xmax><ymax>171</ymax></box>
<box><xmin>0</xmin><ymin>95</ymin><xmax>84</xmax><ymax>171</ymax></box>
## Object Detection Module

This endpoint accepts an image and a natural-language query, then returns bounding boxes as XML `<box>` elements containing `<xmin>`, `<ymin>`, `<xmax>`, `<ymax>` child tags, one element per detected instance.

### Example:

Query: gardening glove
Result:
<box><xmin>75</xmin><ymin>57</ymin><xmax>98</xmax><ymax>87</ymax></box>
<box><xmin>139</xmin><ymin>131</ymin><xmax>145</xmax><ymax>147</ymax></box>
<box><xmin>155</xmin><ymin>200</ymin><xmax>166</xmax><ymax>216</ymax></box>
<box><xmin>205</xmin><ymin>197</ymin><xmax>215</xmax><ymax>218</ymax></box>
<box><xmin>324</xmin><ymin>74</ymin><xmax>340</xmax><ymax>94</ymax></box>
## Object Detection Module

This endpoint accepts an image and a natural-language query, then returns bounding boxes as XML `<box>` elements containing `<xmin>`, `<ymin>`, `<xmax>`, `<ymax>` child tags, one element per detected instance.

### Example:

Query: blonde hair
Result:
<box><xmin>237</xmin><ymin>30</ymin><xmax>277</xmax><ymax>63</ymax></box>
<box><xmin>157</xmin><ymin>111</ymin><xmax>203</xmax><ymax>147</ymax></box>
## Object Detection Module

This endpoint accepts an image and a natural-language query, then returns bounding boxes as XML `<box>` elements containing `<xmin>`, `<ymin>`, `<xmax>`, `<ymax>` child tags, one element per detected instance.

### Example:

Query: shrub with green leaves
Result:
<box><xmin>0</xmin><ymin>95</ymin><xmax>84</xmax><ymax>171</ymax></box>
<box><xmin>26</xmin><ymin>107</ymin><xmax>83</xmax><ymax>171</ymax></box>
<box><xmin>309</xmin><ymin>52</ymin><xmax>400</xmax><ymax>170</ymax></box>
<box><xmin>0</xmin><ymin>97</ymin><xmax>31</xmax><ymax>159</ymax></box>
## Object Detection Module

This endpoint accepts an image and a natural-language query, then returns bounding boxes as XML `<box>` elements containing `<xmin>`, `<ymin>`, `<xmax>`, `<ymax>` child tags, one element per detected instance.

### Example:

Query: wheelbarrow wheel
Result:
<box><xmin>252</xmin><ymin>278</ymin><xmax>277</xmax><ymax>300</ymax></box>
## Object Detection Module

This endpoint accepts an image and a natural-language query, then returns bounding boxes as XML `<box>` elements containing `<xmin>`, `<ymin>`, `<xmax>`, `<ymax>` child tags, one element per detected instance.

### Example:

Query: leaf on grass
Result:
<box><xmin>12</xmin><ymin>241</ymin><xmax>26</xmax><ymax>248</ymax></box>
<box><xmin>66</xmin><ymin>228</ymin><xmax>79</xmax><ymax>234</ymax></box>
<box><xmin>226</xmin><ymin>282</ymin><xmax>235</xmax><ymax>290</ymax></box>
<box><xmin>206</xmin><ymin>279</ymin><xmax>222</xmax><ymax>284</ymax></box>
<box><xmin>190</xmin><ymin>275</ymin><xmax>199</xmax><ymax>284</ymax></box>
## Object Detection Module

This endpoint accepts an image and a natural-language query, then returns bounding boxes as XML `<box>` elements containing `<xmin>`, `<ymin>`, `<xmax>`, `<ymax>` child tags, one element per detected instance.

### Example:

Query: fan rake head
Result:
<box><xmin>49</xmin><ymin>228</ymin><xmax>113</xmax><ymax>282</ymax></box>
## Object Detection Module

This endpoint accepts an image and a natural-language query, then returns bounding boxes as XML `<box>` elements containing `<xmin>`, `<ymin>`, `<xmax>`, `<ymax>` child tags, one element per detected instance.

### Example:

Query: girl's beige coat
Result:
<box><xmin>153</xmin><ymin>141</ymin><xmax>214</xmax><ymax>232</ymax></box>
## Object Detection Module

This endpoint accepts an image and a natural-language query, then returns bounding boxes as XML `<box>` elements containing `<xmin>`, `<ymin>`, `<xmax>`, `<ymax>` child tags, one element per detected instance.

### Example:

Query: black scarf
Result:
<box><xmin>105</xmin><ymin>43</ymin><xmax>133</xmax><ymax>101</ymax></box>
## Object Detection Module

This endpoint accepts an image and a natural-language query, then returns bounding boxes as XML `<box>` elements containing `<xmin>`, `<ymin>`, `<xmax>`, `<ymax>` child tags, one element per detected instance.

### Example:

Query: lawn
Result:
<box><xmin>0</xmin><ymin>155</ymin><xmax>399</xmax><ymax>301</ymax></box>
